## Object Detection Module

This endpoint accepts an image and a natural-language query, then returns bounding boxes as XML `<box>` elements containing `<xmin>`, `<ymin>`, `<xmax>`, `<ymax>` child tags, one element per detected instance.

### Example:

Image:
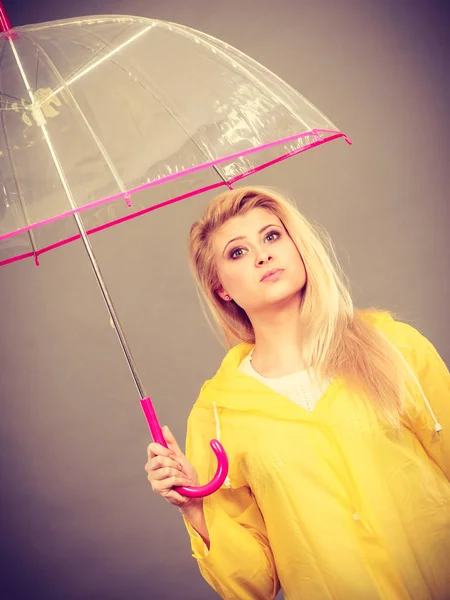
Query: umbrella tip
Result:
<box><xmin>0</xmin><ymin>1</ymin><xmax>14</xmax><ymax>35</ymax></box>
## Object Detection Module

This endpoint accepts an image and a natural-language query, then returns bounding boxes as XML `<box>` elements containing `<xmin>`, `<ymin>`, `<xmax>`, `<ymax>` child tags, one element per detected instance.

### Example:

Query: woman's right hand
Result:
<box><xmin>145</xmin><ymin>425</ymin><xmax>201</xmax><ymax>510</ymax></box>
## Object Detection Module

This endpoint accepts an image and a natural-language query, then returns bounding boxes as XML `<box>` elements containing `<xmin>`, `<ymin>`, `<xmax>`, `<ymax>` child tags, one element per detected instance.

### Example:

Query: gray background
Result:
<box><xmin>1</xmin><ymin>0</ymin><xmax>449</xmax><ymax>599</ymax></box>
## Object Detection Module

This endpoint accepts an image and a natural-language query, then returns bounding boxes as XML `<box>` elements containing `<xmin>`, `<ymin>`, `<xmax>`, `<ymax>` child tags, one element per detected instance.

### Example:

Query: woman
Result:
<box><xmin>145</xmin><ymin>186</ymin><xmax>450</xmax><ymax>599</ymax></box>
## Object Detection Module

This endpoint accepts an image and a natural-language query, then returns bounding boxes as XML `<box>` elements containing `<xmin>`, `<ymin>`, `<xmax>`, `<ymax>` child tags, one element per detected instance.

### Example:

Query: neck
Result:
<box><xmin>249</xmin><ymin>294</ymin><xmax>306</xmax><ymax>377</ymax></box>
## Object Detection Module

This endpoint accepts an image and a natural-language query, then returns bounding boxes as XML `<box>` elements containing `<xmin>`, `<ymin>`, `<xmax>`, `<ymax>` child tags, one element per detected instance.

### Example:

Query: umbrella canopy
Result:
<box><xmin>0</xmin><ymin>14</ymin><xmax>350</xmax><ymax>266</ymax></box>
<box><xmin>0</xmin><ymin>11</ymin><xmax>351</xmax><ymax>497</ymax></box>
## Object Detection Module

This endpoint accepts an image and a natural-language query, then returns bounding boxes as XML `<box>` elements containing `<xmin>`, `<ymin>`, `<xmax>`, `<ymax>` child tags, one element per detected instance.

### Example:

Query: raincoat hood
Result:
<box><xmin>198</xmin><ymin>311</ymin><xmax>442</xmax><ymax>432</ymax></box>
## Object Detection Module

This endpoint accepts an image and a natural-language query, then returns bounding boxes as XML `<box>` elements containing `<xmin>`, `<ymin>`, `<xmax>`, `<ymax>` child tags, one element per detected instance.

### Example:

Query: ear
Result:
<box><xmin>215</xmin><ymin>285</ymin><xmax>230</xmax><ymax>302</ymax></box>
<box><xmin>215</xmin><ymin>285</ymin><xmax>226</xmax><ymax>300</ymax></box>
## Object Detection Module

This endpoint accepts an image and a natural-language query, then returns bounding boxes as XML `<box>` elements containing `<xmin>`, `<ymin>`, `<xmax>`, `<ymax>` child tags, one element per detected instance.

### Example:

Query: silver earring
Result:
<box><xmin>224</xmin><ymin>294</ymin><xmax>231</xmax><ymax>301</ymax></box>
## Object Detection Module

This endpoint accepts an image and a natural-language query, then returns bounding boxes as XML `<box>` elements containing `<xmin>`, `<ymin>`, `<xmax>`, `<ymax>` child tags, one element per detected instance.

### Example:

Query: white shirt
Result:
<box><xmin>239</xmin><ymin>348</ymin><xmax>331</xmax><ymax>412</ymax></box>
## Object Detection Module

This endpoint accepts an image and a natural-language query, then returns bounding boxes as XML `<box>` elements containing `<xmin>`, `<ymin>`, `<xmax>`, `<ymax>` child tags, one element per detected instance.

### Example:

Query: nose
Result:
<box><xmin>256</xmin><ymin>250</ymin><xmax>273</xmax><ymax>265</ymax></box>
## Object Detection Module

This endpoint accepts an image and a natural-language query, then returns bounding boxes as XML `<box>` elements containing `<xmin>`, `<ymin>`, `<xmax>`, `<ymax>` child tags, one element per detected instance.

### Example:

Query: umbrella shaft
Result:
<box><xmin>6</xmin><ymin>28</ymin><xmax>146</xmax><ymax>401</ymax></box>
<box><xmin>73</xmin><ymin>212</ymin><xmax>147</xmax><ymax>400</ymax></box>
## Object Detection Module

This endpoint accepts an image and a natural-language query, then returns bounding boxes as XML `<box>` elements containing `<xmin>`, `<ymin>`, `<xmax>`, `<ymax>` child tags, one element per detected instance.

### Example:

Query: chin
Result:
<box><xmin>260</xmin><ymin>289</ymin><xmax>302</xmax><ymax>309</ymax></box>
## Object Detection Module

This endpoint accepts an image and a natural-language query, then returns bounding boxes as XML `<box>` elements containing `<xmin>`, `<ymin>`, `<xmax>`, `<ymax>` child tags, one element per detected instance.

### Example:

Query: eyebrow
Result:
<box><xmin>222</xmin><ymin>224</ymin><xmax>280</xmax><ymax>255</ymax></box>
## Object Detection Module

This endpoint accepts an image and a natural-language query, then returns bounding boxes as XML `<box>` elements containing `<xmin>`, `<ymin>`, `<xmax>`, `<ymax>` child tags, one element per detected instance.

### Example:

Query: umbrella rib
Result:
<box><xmin>35</xmin><ymin>25</ymin><xmax>153</xmax><ymax>107</ymax></box>
<box><xmin>169</xmin><ymin>22</ymin><xmax>313</xmax><ymax>132</ymax></box>
<box><xmin>0</xmin><ymin>107</ymin><xmax>40</xmax><ymax>263</ymax></box>
<box><xmin>34</xmin><ymin>47</ymin><xmax>40</xmax><ymax>92</ymax></box>
<box><xmin>81</xmin><ymin>24</ymin><xmax>236</xmax><ymax>187</ymax></box>
<box><xmin>193</xmin><ymin>26</ymin><xmax>339</xmax><ymax>130</ymax></box>
<box><xmin>106</xmin><ymin>52</ymin><xmax>234</xmax><ymax>188</ymax></box>
<box><xmin>20</xmin><ymin>31</ymin><xmax>129</xmax><ymax>199</ymax></box>
<box><xmin>0</xmin><ymin>39</ymin><xmax>39</xmax><ymax>263</ymax></box>
<box><xmin>59</xmin><ymin>22</ymin><xmax>138</xmax><ymax>95</ymax></box>
<box><xmin>0</xmin><ymin>92</ymin><xmax>32</xmax><ymax>107</ymax></box>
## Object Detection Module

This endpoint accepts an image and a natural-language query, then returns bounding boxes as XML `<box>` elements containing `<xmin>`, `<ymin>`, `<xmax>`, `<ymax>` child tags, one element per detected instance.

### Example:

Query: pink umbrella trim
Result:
<box><xmin>0</xmin><ymin>129</ymin><xmax>351</xmax><ymax>266</ymax></box>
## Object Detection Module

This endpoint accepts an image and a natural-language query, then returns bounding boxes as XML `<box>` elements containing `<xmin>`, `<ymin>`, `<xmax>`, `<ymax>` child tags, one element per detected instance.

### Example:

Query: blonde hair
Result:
<box><xmin>189</xmin><ymin>186</ymin><xmax>408</xmax><ymax>427</ymax></box>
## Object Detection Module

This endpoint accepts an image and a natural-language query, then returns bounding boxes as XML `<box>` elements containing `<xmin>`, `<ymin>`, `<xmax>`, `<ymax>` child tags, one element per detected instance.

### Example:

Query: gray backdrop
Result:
<box><xmin>1</xmin><ymin>1</ymin><xmax>449</xmax><ymax>599</ymax></box>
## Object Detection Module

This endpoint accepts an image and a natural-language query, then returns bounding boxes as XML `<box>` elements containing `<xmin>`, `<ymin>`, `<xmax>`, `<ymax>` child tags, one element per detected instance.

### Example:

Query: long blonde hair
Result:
<box><xmin>189</xmin><ymin>186</ymin><xmax>408</xmax><ymax>427</ymax></box>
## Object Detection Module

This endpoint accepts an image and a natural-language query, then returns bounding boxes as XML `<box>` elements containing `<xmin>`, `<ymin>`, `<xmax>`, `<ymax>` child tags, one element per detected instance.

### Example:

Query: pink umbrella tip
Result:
<box><xmin>0</xmin><ymin>0</ymin><xmax>13</xmax><ymax>34</ymax></box>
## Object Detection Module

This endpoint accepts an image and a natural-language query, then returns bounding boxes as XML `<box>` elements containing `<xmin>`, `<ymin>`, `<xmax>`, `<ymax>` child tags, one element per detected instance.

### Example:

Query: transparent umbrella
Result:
<box><xmin>0</xmin><ymin>4</ymin><xmax>351</xmax><ymax>497</ymax></box>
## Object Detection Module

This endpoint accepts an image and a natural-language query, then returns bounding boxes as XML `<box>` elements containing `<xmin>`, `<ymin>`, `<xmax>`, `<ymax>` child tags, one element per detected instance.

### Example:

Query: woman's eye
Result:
<box><xmin>230</xmin><ymin>247</ymin><xmax>246</xmax><ymax>259</ymax></box>
<box><xmin>265</xmin><ymin>231</ymin><xmax>280</xmax><ymax>242</ymax></box>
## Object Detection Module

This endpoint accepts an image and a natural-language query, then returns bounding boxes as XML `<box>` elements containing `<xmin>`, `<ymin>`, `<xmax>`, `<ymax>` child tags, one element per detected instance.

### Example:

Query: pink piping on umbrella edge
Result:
<box><xmin>227</xmin><ymin>132</ymin><xmax>347</xmax><ymax>183</ymax></box>
<box><xmin>0</xmin><ymin>131</ymin><xmax>352</xmax><ymax>267</ymax></box>
<box><xmin>0</xmin><ymin>129</ymin><xmax>346</xmax><ymax>243</ymax></box>
<box><xmin>0</xmin><ymin>129</ymin><xmax>351</xmax><ymax>246</ymax></box>
<box><xmin>0</xmin><ymin>181</ymin><xmax>226</xmax><ymax>267</ymax></box>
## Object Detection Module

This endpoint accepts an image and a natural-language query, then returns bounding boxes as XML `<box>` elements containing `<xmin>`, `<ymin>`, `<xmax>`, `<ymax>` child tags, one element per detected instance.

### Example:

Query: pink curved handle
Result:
<box><xmin>140</xmin><ymin>397</ymin><xmax>229</xmax><ymax>498</ymax></box>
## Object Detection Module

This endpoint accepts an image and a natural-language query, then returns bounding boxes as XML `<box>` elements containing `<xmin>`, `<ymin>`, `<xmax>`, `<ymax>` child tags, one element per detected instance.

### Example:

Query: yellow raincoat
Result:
<box><xmin>184</xmin><ymin>313</ymin><xmax>450</xmax><ymax>599</ymax></box>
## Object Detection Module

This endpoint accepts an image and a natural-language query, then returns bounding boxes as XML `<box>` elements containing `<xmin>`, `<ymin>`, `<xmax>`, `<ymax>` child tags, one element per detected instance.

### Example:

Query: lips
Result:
<box><xmin>260</xmin><ymin>268</ymin><xmax>284</xmax><ymax>282</ymax></box>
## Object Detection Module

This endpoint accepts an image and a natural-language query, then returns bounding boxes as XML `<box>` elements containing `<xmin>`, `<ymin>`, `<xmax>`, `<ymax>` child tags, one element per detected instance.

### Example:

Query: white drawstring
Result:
<box><xmin>402</xmin><ymin>358</ymin><xmax>443</xmax><ymax>433</ymax></box>
<box><xmin>212</xmin><ymin>401</ymin><xmax>232</xmax><ymax>487</ymax></box>
<box><xmin>212</xmin><ymin>401</ymin><xmax>221</xmax><ymax>440</ymax></box>
<box><xmin>387</xmin><ymin>339</ymin><xmax>443</xmax><ymax>433</ymax></box>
